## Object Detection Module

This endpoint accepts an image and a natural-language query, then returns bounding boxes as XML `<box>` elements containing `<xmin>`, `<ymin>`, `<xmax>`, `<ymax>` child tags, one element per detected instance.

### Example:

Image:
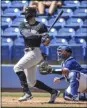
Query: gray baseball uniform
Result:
<box><xmin>14</xmin><ymin>21</ymin><xmax>48</xmax><ymax>87</ymax></box>
<box><xmin>14</xmin><ymin>7</ymin><xmax>59</xmax><ymax>103</ymax></box>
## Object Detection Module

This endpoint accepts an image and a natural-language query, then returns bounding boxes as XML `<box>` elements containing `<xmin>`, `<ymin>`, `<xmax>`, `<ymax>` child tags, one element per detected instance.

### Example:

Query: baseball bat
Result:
<box><xmin>32</xmin><ymin>10</ymin><xmax>63</xmax><ymax>36</ymax></box>
<box><xmin>48</xmin><ymin>10</ymin><xmax>64</xmax><ymax>33</ymax></box>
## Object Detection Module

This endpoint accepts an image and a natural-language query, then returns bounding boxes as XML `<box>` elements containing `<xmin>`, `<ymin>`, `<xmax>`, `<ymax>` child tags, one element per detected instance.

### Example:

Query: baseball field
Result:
<box><xmin>1</xmin><ymin>92</ymin><xmax>87</xmax><ymax>107</ymax></box>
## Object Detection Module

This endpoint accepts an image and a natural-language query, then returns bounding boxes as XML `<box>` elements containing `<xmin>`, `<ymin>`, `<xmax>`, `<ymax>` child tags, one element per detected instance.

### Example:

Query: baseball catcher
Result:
<box><xmin>53</xmin><ymin>45</ymin><xmax>87</xmax><ymax>101</ymax></box>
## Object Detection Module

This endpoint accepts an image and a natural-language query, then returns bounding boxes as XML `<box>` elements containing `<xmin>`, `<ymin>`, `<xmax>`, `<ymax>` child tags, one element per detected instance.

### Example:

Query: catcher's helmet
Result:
<box><xmin>57</xmin><ymin>45</ymin><xmax>72</xmax><ymax>53</ymax></box>
<box><xmin>57</xmin><ymin>45</ymin><xmax>72</xmax><ymax>61</ymax></box>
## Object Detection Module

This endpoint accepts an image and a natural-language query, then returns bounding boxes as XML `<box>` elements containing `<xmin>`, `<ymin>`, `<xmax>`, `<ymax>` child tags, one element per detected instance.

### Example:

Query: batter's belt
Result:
<box><xmin>24</xmin><ymin>47</ymin><xmax>35</xmax><ymax>52</ymax></box>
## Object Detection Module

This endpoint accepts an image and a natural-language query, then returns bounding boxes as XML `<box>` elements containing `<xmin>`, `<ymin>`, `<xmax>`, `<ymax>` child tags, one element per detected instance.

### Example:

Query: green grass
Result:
<box><xmin>2</xmin><ymin>92</ymin><xmax>63</xmax><ymax>97</ymax></box>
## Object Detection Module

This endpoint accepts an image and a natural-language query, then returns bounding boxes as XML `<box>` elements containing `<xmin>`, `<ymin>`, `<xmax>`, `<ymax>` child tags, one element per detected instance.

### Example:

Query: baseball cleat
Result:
<box><xmin>18</xmin><ymin>93</ymin><xmax>33</xmax><ymax>102</ymax></box>
<box><xmin>48</xmin><ymin>90</ymin><xmax>61</xmax><ymax>103</ymax></box>
<box><xmin>79</xmin><ymin>93</ymin><xmax>87</xmax><ymax>101</ymax></box>
<box><xmin>72</xmin><ymin>95</ymin><xmax>79</xmax><ymax>101</ymax></box>
<box><xmin>64</xmin><ymin>95</ymin><xmax>79</xmax><ymax>101</ymax></box>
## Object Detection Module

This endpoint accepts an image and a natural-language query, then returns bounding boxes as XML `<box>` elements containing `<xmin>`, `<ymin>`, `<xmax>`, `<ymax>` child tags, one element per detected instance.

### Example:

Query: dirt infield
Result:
<box><xmin>2</xmin><ymin>96</ymin><xmax>87</xmax><ymax>107</ymax></box>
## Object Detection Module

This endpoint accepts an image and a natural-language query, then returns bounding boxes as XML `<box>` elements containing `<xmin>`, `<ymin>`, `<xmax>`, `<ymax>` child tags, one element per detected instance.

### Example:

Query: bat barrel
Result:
<box><xmin>31</xmin><ymin>10</ymin><xmax>63</xmax><ymax>36</ymax></box>
<box><xmin>48</xmin><ymin>10</ymin><xmax>63</xmax><ymax>32</ymax></box>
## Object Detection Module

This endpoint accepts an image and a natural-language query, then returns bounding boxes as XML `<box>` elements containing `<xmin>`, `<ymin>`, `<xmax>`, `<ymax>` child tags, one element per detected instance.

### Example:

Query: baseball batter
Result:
<box><xmin>14</xmin><ymin>7</ymin><xmax>60</xmax><ymax>103</ymax></box>
<box><xmin>54</xmin><ymin>45</ymin><xmax>87</xmax><ymax>100</ymax></box>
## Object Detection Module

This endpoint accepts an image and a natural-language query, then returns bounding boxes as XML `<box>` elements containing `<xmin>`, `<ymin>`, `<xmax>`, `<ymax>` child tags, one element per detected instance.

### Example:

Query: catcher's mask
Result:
<box><xmin>21</xmin><ymin>7</ymin><xmax>36</xmax><ymax>20</ymax></box>
<box><xmin>57</xmin><ymin>45</ymin><xmax>72</xmax><ymax>61</ymax></box>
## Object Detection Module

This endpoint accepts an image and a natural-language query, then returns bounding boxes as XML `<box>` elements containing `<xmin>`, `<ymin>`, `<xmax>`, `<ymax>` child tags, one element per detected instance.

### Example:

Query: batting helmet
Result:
<box><xmin>21</xmin><ymin>7</ymin><xmax>36</xmax><ymax>20</ymax></box>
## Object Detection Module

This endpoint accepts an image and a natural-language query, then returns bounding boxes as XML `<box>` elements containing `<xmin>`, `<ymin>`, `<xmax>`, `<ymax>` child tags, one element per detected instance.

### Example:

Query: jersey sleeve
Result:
<box><xmin>65</xmin><ymin>60</ymin><xmax>82</xmax><ymax>71</ymax></box>
<box><xmin>80</xmin><ymin>68</ymin><xmax>87</xmax><ymax>74</ymax></box>
<box><xmin>65</xmin><ymin>60</ymin><xmax>79</xmax><ymax>70</ymax></box>
<box><xmin>39</xmin><ymin>23</ymin><xmax>48</xmax><ymax>33</ymax></box>
<box><xmin>39</xmin><ymin>23</ymin><xmax>50</xmax><ymax>40</ymax></box>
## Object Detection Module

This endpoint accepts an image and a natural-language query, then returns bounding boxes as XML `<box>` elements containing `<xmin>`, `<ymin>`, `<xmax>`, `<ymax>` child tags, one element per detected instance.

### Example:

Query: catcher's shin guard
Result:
<box><xmin>16</xmin><ymin>71</ymin><xmax>32</xmax><ymax>95</ymax></box>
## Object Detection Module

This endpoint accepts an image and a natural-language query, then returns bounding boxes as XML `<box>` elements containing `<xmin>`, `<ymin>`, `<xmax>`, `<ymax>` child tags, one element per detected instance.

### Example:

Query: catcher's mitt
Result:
<box><xmin>38</xmin><ymin>61</ymin><xmax>52</xmax><ymax>75</ymax></box>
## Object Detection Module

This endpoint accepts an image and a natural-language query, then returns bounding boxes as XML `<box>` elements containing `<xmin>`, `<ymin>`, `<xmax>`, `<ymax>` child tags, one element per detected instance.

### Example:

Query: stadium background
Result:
<box><xmin>1</xmin><ymin>0</ymin><xmax>87</xmax><ymax>97</ymax></box>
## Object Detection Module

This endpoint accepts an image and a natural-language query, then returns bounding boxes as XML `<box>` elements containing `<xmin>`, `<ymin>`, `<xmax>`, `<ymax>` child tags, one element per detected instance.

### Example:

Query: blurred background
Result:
<box><xmin>1</xmin><ymin>0</ymin><xmax>87</xmax><ymax>90</ymax></box>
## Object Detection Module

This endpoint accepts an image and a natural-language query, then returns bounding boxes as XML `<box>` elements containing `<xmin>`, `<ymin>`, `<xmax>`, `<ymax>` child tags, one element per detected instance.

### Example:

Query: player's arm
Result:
<box><xmin>51</xmin><ymin>68</ymin><xmax>69</xmax><ymax>76</ymax></box>
<box><xmin>53</xmin><ymin>68</ymin><xmax>70</xmax><ymax>83</ymax></box>
<box><xmin>66</xmin><ymin>60</ymin><xmax>87</xmax><ymax>74</ymax></box>
<box><xmin>54</xmin><ymin>76</ymin><xmax>65</xmax><ymax>83</ymax></box>
<box><xmin>40</xmin><ymin>23</ymin><xmax>50</xmax><ymax>46</ymax></box>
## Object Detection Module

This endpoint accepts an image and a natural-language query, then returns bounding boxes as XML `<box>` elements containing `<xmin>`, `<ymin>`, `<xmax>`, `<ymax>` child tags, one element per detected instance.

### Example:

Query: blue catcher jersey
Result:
<box><xmin>62</xmin><ymin>56</ymin><xmax>87</xmax><ymax>74</ymax></box>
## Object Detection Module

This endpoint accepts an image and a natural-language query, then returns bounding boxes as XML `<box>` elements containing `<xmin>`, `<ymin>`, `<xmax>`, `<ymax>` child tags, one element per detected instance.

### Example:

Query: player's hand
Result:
<box><xmin>42</xmin><ymin>38</ymin><xmax>50</xmax><ymax>46</ymax></box>
<box><xmin>41</xmin><ymin>33</ymin><xmax>50</xmax><ymax>46</ymax></box>
<box><xmin>42</xmin><ymin>32</ymin><xmax>48</xmax><ymax>36</ymax></box>
<box><xmin>54</xmin><ymin>77</ymin><xmax>60</xmax><ymax>83</ymax></box>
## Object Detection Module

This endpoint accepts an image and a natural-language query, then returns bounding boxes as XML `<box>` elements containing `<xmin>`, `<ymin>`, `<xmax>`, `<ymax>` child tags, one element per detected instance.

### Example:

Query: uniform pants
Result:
<box><xmin>78</xmin><ymin>73</ymin><xmax>87</xmax><ymax>92</ymax></box>
<box><xmin>14</xmin><ymin>48</ymin><xmax>43</xmax><ymax>87</ymax></box>
<box><xmin>64</xmin><ymin>71</ymin><xmax>87</xmax><ymax>99</ymax></box>
<box><xmin>65</xmin><ymin>71</ymin><xmax>79</xmax><ymax>96</ymax></box>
